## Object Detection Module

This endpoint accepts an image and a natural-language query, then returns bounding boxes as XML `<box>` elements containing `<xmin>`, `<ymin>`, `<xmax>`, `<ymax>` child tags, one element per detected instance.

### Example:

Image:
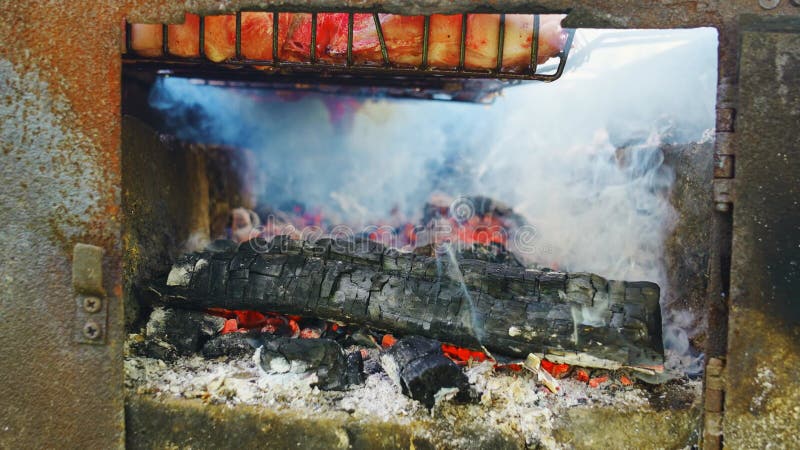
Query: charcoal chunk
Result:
<box><xmin>402</xmin><ymin>353</ymin><xmax>470</xmax><ymax>408</ymax></box>
<box><xmin>346</xmin><ymin>351</ymin><xmax>366</xmax><ymax>386</ymax></box>
<box><xmin>383</xmin><ymin>335</ymin><xmax>441</xmax><ymax>368</ymax></box>
<box><xmin>141</xmin><ymin>307</ymin><xmax>226</xmax><ymax>359</ymax></box>
<box><xmin>380</xmin><ymin>336</ymin><xmax>469</xmax><ymax>409</ymax></box>
<box><xmin>201</xmin><ymin>332</ymin><xmax>257</xmax><ymax>359</ymax></box>
<box><xmin>258</xmin><ymin>338</ymin><xmax>350</xmax><ymax>390</ymax></box>
<box><xmin>298</xmin><ymin>318</ymin><xmax>327</xmax><ymax>339</ymax></box>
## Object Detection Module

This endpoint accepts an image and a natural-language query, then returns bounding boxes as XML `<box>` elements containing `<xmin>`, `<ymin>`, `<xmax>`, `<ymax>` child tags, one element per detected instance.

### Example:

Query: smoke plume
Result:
<box><xmin>149</xmin><ymin>28</ymin><xmax>718</xmax><ymax>374</ymax></box>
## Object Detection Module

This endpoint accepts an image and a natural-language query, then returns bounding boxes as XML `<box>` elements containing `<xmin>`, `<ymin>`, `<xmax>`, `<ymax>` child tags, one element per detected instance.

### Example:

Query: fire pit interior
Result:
<box><xmin>120</xmin><ymin>9</ymin><xmax>717</xmax><ymax>449</ymax></box>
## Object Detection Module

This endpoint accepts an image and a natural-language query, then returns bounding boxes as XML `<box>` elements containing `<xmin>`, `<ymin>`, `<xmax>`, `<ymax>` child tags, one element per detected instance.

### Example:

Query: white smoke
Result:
<box><xmin>148</xmin><ymin>28</ymin><xmax>718</xmax><ymax>374</ymax></box>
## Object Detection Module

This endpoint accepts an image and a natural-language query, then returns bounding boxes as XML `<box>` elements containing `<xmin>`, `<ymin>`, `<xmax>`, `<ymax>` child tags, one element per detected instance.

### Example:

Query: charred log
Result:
<box><xmin>149</xmin><ymin>236</ymin><xmax>664</xmax><ymax>368</ymax></box>
<box><xmin>413</xmin><ymin>241</ymin><xmax>523</xmax><ymax>266</ymax></box>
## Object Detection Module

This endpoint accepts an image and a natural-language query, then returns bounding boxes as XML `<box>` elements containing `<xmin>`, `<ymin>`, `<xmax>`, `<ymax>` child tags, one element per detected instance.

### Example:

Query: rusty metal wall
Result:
<box><xmin>0</xmin><ymin>2</ymin><xmax>127</xmax><ymax>448</ymax></box>
<box><xmin>0</xmin><ymin>1</ymin><xmax>798</xmax><ymax>448</ymax></box>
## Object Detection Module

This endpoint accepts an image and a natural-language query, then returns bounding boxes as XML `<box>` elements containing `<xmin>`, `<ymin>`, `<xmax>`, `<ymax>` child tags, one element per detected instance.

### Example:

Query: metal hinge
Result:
<box><xmin>703</xmin><ymin>357</ymin><xmax>726</xmax><ymax>449</ymax></box>
<box><xmin>73</xmin><ymin>243</ymin><xmax>108</xmax><ymax>345</ymax></box>
<box><xmin>713</xmin><ymin>106</ymin><xmax>735</xmax><ymax>212</ymax></box>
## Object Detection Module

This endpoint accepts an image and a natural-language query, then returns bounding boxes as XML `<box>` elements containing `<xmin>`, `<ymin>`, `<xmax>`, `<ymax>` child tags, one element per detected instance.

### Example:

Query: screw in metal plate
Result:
<box><xmin>83</xmin><ymin>320</ymin><xmax>102</xmax><ymax>340</ymax></box>
<box><xmin>715</xmin><ymin>202</ymin><xmax>731</xmax><ymax>213</ymax></box>
<box><xmin>82</xmin><ymin>296</ymin><xmax>102</xmax><ymax>314</ymax></box>
<box><xmin>758</xmin><ymin>0</ymin><xmax>781</xmax><ymax>9</ymax></box>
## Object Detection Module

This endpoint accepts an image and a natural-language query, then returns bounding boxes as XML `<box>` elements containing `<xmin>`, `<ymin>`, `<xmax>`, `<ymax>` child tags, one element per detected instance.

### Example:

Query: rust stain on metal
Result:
<box><xmin>2</xmin><ymin>4</ymin><xmax>122</xmax><ymax>201</ymax></box>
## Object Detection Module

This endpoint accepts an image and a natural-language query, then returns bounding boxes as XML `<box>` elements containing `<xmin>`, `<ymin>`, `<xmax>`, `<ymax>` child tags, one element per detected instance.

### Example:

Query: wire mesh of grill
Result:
<box><xmin>124</xmin><ymin>10</ymin><xmax>576</xmax><ymax>82</ymax></box>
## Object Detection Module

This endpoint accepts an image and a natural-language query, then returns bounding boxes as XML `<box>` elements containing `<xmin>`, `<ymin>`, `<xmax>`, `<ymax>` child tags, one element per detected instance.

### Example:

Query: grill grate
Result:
<box><xmin>124</xmin><ymin>10</ymin><xmax>576</xmax><ymax>82</ymax></box>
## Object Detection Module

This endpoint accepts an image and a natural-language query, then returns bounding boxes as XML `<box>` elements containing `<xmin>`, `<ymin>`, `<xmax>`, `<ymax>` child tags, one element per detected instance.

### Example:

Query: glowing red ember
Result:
<box><xmin>221</xmin><ymin>318</ymin><xmax>239</xmax><ymax>334</ymax></box>
<box><xmin>540</xmin><ymin>359</ymin><xmax>571</xmax><ymax>378</ymax></box>
<box><xmin>589</xmin><ymin>375</ymin><xmax>609</xmax><ymax>388</ymax></box>
<box><xmin>441</xmin><ymin>343</ymin><xmax>491</xmax><ymax>365</ymax></box>
<box><xmin>207</xmin><ymin>308</ymin><xmax>300</xmax><ymax>337</ymax></box>
<box><xmin>381</xmin><ymin>334</ymin><xmax>398</xmax><ymax>348</ymax></box>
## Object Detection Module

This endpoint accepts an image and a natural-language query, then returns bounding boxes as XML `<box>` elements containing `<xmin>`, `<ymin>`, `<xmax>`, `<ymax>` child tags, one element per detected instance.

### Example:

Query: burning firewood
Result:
<box><xmin>380</xmin><ymin>336</ymin><xmax>470</xmax><ymax>408</ymax></box>
<box><xmin>147</xmin><ymin>235</ymin><xmax>664</xmax><ymax>370</ymax></box>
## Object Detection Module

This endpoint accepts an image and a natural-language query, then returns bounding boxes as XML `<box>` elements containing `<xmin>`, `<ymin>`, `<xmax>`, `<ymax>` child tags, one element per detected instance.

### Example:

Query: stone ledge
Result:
<box><xmin>126</xmin><ymin>394</ymin><xmax>701</xmax><ymax>449</ymax></box>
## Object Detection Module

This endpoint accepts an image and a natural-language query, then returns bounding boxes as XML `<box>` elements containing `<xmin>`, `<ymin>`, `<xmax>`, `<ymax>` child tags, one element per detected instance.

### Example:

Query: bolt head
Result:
<box><xmin>758</xmin><ymin>0</ymin><xmax>781</xmax><ymax>9</ymax></box>
<box><xmin>82</xmin><ymin>296</ymin><xmax>102</xmax><ymax>313</ymax></box>
<box><xmin>82</xmin><ymin>321</ymin><xmax>102</xmax><ymax>340</ymax></box>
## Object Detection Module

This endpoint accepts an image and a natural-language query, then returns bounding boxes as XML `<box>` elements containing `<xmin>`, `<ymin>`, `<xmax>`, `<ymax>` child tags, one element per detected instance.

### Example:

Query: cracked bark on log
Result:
<box><xmin>149</xmin><ymin>236</ymin><xmax>664</xmax><ymax>368</ymax></box>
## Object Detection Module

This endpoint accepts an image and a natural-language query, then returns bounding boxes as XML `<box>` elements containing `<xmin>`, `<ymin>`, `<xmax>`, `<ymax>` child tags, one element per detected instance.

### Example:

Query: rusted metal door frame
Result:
<box><xmin>1</xmin><ymin>2</ymin><xmax>798</xmax><ymax>449</ymax></box>
<box><xmin>719</xmin><ymin>15</ymin><xmax>800</xmax><ymax>449</ymax></box>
